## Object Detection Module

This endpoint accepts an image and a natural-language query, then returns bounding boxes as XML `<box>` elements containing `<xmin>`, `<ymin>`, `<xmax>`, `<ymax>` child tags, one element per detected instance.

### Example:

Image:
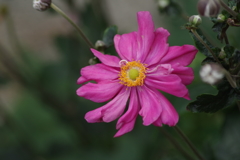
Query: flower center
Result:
<box><xmin>119</xmin><ymin>60</ymin><xmax>147</xmax><ymax>87</ymax></box>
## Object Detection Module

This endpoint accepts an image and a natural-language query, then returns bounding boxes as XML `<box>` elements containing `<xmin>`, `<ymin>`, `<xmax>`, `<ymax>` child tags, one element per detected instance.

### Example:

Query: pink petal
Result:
<box><xmin>76</xmin><ymin>81</ymin><xmax>123</xmax><ymax>103</ymax></box>
<box><xmin>171</xmin><ymin>64</ymin><xmax>194</xmax><ymax>85</ymax></box>
<box><xmin>145</xmin><ymin>73</ymin><xmax>190</xmax><ymax>100</ymax></box>
<box><xmin>152</xmin><ymin>89</ymin><xmax>179</xmax><ymax>126</ymax></box>
<box><xmin>78</xmin><ymin>64</ymin><xmax>119</xmax><ymax>84</ymax></box>
<box><xmin>144</xmin><ymin>28</ymin><xmax>170</xmax><ymax>66</ymax></box>
<box><xmin>160</xmin><ymin>45</ymin><xmax>198</xmax><ymax>66</ymax></box>
<box><xmin>114</xmin><ymin>87</ymin><xmax>140</xmax><ymax>137</ymax></box>
<box><xmin>114</xmin><ymin>32</ymin><xmax>138</xmax><ymax>61</ymax></box>
<box><xmin>91</xmin><ymin>49</ymin><xmax>120</xmax><ymax>67</ymax></box>
<box><xmin>138</xmin><ymin>85</ymin><xmax>162</xmax><ymax>126</ymax></box>
<box><xmin>136</xmin><ymin>11</ymin><xmax>155</xmax><ymax>61</ymax></box>
<box><xmin>84</xmin><ymin>87</ymin><xmax>130</xmax><ymax>123</ymax></box>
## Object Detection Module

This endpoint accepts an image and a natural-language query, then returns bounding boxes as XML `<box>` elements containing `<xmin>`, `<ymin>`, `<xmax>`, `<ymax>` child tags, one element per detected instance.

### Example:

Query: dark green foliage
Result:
<box><xmin>103</xmin><ymin>26</ymin><xmax>118</xmax><ymax>47</ymax></box>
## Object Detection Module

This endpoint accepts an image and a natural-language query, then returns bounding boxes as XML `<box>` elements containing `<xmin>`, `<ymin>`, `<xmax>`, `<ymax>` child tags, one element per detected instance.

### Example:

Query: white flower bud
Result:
<box><xmin>200</xmin><ymin>63</ymin><xmax>225</xmax><ymax>85</ymax></box>
<box><xmin>95</xmin><ymin>40</ymin><xmax>106</xmax><ymax>51</ymax></box>
<box><xmin>198</xmin><ymin>0</ymin><xmax>221</xmax><ymax>17</ymax></box>
<box><xmin>158</xmin><ymin>0</ymin><xmax>170</xmax><ymax>9</ymax></box>
<box><xmin>189</xmin><ymin>15</ymin><xmax>202</xmax><ymax>27</ymax></box>
<box><xmin>33</xmin><ymin>0</ymin><xmax>52</xmax><ymax>11</ymax></box>
<box><xmin>217</xmin><ymin>14</ymin><xmax>226</xmax><ymax>22</ymax></box>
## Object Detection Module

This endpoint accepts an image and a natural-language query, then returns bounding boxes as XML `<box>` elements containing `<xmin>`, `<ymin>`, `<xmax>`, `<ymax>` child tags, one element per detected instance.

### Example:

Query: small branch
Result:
<box><xmin>190</xmin><ymin>29</ymin><xmax>221</xmax><ymax>64</ymax></box>
<box><xmin>221</xmin><ymin>25</ymin><xmax>229</xmax><ymax>44</ymax></box>
<box><xmin>219</xmin><ymin>0</ymin><xmax>238</xmax><ymax>18</ymax></box>
<box><xmin>159</xmin><ymin>128</ymin><xmax>196</xmax><ymax>160</ymax></box>
<box><xmin>174</xmin><ymin>125</ymin><xmax>206</xmax><ymax>160</ymax></box>
<box><xmin>50</xmin><ymin>3</ymin><xmax>95</xmax><ymax>49</ymax></box>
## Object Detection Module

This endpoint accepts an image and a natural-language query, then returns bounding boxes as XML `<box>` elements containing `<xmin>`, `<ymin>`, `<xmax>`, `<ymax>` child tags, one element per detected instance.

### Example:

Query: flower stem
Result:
<box><xmin>190</xmin><ymin>29</ymin><xmax>220</xmax><ymax>64</ymax></box>
<box><xmin>50</xmin><ymin>3</ymin><xmax>95</xmax><ymax>48</ymax></box>
<box><xmin>219</xmin><ymin>0</ymin><xmax>238</xmax><ymax>18</ymax></box>
<box><xmin>174</xmin><ymin>125</ymin><xmax>206</xmax><ymax>160</ymax></box>
<box><xmin>159</xmin><ymin>128</ymin><xmax>196</xmax><ymax>160</ymax></box>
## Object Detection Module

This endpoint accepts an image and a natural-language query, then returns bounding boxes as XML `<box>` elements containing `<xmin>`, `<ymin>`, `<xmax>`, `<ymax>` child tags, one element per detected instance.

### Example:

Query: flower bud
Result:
<box><xmin>95</xmin><ymin>40</ymin><xmax>106</xmax><ymax>51</ymax></box>
<box><xmin>217</xmin><ymin>14</ymin><xmax>226</xmax><ymax>22</ymax></box>
<box><xmin>88</xmin><ymin>57</ymin><xmax>99</xmax><ymax>65</ymax></box>
<box><xmin>200</xmin><ymin>63</ymin><xmax>225</xmax><ymax>85</ymax></box>
<box><xmin>197</xmin><ymin>0</ymin><xmax>221</xmax><ymax>17</ymax></box>
<box><xmin>189</xmin><ymin>15</ymin><xmax>202</xmax><ymax>27</ymax></box>
<box><xmin>218</xmin><ymin>48</ymin><xmax>226</xmax><ymax>59</ymax></box>
<box><xmin>158</xmin><ymin>0</ymin><xmax>170</xmax><ymax>9</ymax></box>
<box><xmin>33</xmin><ymin>0</ymin><xmax>52</xmax><ymax>11</ymax></box>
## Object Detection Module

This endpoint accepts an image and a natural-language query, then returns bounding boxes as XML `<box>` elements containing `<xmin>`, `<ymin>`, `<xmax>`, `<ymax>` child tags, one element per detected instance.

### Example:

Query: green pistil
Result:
<box><xmin>129</xmin><ymin>69</ymin><xmax>139</xmax><ymax>80</ymax></box>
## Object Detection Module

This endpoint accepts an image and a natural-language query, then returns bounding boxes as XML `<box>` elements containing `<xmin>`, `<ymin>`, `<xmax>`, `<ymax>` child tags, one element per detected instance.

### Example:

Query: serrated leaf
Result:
<box><xmin>189</xmin><ymin>29</ymin><xmax>215</xmax><ymax>58</ymax></box>
<box><xmin>224</xmin><ymin>45</ymin><xmax>235</xmax><ymax>58</ymax></box>
<box><xmin>102</xmin><ymin>26</ymin><xmax>118</xmax><ymax>47</ymax></box>
<box><xmin>187</xmin><ymin>83</ymin><xmax>240</xmax><ymax>113</ymax></box>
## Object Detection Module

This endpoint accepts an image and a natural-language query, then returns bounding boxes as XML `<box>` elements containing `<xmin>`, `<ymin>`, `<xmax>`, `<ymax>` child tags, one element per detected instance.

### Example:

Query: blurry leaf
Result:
<box><xmin>223</xmin><ymin>45</ymin><xmax>235</xmax><ymax>58</ymax></box>
<box><xmin>102</xmin><ymin>26</ymin><xmax>118</xmax><ymax>47</ymax></box>
<box><xmin>189</xmin><ymin>29</ymin><xmax>216</xmax><ymax>58</ymax></box>
<box><xmin>187</xmin><ymin>82</ymin><xmax>240</xmax><ymax>113</ymax></box>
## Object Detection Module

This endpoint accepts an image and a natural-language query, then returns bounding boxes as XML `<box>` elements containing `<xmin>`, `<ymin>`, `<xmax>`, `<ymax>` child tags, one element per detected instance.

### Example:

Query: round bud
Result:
<box><xmin>218</xmin><ymin>48</ymin><xmax>226</xmax><ymax>59</ymax></box>
<box><xmin>189</xmin><ymin>15</ymin><xmax>202</xmax><ymax>27</ymax></box>
<box><xmin>158</xmin><ymin>0</ymin><xmax>170</xmax><ymax>9</ymax></box>
<box><xmin>89</xmin><ymin>57</ymin><xmax>99</xmax><ymax>65</ymax></box>
<box><xmin>217</xmin><ymin>14</ymin><xmax>226</xmax><ymax>22</ymax></box>
<box><xmin>200</xmin><ymin>63</ymin><xmax>225</xmax><ymax>85</ymax></box>
<box><xmin>95</xmin><ymin>40</ymin><xmax>106</xmax><ymax>51</ymax></box>
<box><xmin>33</xmin><ymin>0</ymin><xmax>52</xmax><ymax>11</ymax></box>
<box><xmin>197</xmin><ymin>0</ymin><xmax>221</xmax><ymax>17</ymax></box>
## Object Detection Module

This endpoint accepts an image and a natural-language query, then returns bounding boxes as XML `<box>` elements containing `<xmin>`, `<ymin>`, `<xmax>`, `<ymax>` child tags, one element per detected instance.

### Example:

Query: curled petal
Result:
<box><xmin>91</xmin><ymin>49</ymin><xmax>120</xmax><ymax>68</ymax></box>
<box><xmin>160</xmin><ymin>45</ymin><xmax>198</xmax><ymax>66</ymax></box>
<box><xmin>84</xmin><ymin>87</ymin><xmax>130</xmax><ymax>123</ymax></box>
<box><xmin>144</xmin><ymin>28</ymin><xmax>170</xmax><ymax>66</ymax></box>
<box><xmin>114</xmin><ymin>32</ymin><xmax>138</xmax><ymax>61</ymax></box>
<box><xmin>77</xmin><ymin>64</ymin><xmax>119</xmax><ymax>84</ymax></box>
<box><xmin>145</xmin><ymin>73</ymin><xmax>190</xmax><ymax>100</ymax></box>
<box><xmin>152</xmin><ymin>89</ymin><xmax>179</xmax><ymax>126</ymax></box>
<box><xmin>138</xmin><ymin>85</ymin><xmax>162</xmax><ymax>126</ymax></box>
<box><xmin>171</xmin><ymin>64</ymin><xmax>194</xmax><ymax>85</ymax></box>
<box><xmin>136</xmin><ymin>11</ymin><xmax>155</xmax><ymax>61</ymax></box>
<box><xmin>114</xmin><ymin>88</ymin><xmax>140</xmax><ymax>137</ymax></box>
<box><xmin>77</xmin><ymin>81</ymin><xmax>122</xmax><ymax>103</ymax></box>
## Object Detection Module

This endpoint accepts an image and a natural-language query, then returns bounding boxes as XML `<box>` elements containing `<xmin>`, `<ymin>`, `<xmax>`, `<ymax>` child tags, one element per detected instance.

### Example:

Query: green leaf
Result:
<box><xmin>189</xmin><ymin>29</ymin><xmax>215</xmax><ymax>58</ymax></box>
<box><xmin>224</xmin><ymin>45</ymin><xmax>235</xmax><ymax>58</ymax></box>
<box><xmin>187</xmin><ymin>82</ymin><xmax>240</xmax><ymax>113</ymax></box>
<box><xmin>102</xmin><ymin>26</ymin><xmax>118</xmax><ymax>47</ymax></box>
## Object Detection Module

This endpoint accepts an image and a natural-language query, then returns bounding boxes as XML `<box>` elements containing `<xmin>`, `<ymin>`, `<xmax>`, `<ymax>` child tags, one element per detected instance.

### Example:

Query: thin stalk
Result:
<box><xmin>159</xmin><ymin>128</ymin><xmax>196</xmax><ymax>160</ymax></box>
<box><xmin>174</xmin><ymin>125</ymin><xmax>206</xmax><ymax>160</ymax></box>
<box><xmin>219</xmin><ymin>0</ymin><xmax>238</xmax><ymax>18</ymax></box>
<box><xmin>50</xmin><ymin>3</ymin><xmax>94</xmax><ymax>48</ymax></box>
<box><xmin>190</xmin><ymin>29</ymin><xmax>221</xmax><ymax>64</ymax></box>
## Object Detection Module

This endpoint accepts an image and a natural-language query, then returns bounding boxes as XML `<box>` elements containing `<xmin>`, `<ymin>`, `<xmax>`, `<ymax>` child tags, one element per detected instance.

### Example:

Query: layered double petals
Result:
<box><xmin>77</xmin><ymin>11</ymin><xmax>198</xmax><ymax>137</ymax></box>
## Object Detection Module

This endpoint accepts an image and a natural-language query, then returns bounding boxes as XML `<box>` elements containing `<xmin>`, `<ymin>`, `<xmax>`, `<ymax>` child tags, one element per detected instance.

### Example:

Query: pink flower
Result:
<box><xmin>77</xmin><ymin>11</ymin><xmax>198</xmax><ymax>137</ymax></box>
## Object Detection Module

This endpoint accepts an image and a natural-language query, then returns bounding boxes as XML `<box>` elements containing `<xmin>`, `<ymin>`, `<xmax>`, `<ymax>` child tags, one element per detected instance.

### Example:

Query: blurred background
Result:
<box><xmin>0</xmin><ymin>0</ymin><xmax>239</xmax><ymax>160</ymax></box>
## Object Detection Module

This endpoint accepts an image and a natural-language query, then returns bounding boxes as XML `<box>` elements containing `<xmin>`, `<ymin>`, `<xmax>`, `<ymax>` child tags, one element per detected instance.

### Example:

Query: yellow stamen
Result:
<box><xmin>119</xmin><ymin>61</ymin><xmax>147</xmax><ymax>87</ymax></box>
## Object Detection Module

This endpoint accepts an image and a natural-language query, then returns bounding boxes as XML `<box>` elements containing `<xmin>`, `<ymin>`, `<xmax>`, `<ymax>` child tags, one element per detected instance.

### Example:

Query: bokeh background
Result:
<box><xmin>0</xmin><ymin>0</ymin><xmax>239</xmax><ymax>160</ymax></box>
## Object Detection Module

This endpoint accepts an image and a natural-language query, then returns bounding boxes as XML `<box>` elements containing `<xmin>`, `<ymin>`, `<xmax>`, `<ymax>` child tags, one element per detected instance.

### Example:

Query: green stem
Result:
<box><xmin>50</xmin><ymin>3</ymin><xmax>95</xmax><ymax>48</ymax></box>
<box><xmin>159</xmin><ymin>128</ymin><xmax>196</xmax><ymax>160</ymax></box>
<box><xmin>219</xmin><ymin>0</ymin><xmax>238</xmax><ymax>18</ymax></box>
<box><xmin>174</xmin><ymin>125</ymin><xmax>206</xmax><ymax>160</ymax></box>
<box><xmin>190</xmin><ymin>29</ymin><xmax>220</xmax><ymax>64</ymax></box>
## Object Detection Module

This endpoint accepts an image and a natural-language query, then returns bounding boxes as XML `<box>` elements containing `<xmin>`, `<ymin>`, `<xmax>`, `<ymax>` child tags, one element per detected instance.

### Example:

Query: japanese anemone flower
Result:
<box><xmin>77</xmin><ymin>11</ymin><xmax>198</xmax><ymax>137</ymax></box>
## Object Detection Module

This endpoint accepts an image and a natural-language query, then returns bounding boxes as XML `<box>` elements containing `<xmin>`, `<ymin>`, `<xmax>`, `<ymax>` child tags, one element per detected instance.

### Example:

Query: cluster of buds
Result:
<box><xmin>33</xmin><ymin>0</ymin><xmax>52</xmax><ymax>11</ymax></box>
<box><xmin>197</xmin><ymin>0</ymin><xmax>221</xmax><ymax>17</ymax></box>
<box><xmin>200</xmin><ymin>63</ymin><xmax>225</xmax><ymax>85</ymax></box>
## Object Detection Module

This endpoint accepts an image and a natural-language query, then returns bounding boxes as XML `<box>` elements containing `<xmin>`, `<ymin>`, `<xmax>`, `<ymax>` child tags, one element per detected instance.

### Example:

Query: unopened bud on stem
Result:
<box><xmin>158</xmin><ymin>0</ymin><xmax>170</xmax><ymax>9</ymax></box>
<box><xmin>200</xmin><ymin>63</ymin><xmax>225</xmax><ymax>85</ymax></box>
<box><xmin>33</xmin><ymin>0</ymin><xmax>52</xmax><ymax>11</ymax></box>
<box><xmin>189</xmin><ymin>15</ymin><xmax>202</xmax><ymax>27</ymax></box>
<box><xmin>198</xmin><ymin>0</ymin><xmax>221</xmax><ymax>17</ymax></box>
